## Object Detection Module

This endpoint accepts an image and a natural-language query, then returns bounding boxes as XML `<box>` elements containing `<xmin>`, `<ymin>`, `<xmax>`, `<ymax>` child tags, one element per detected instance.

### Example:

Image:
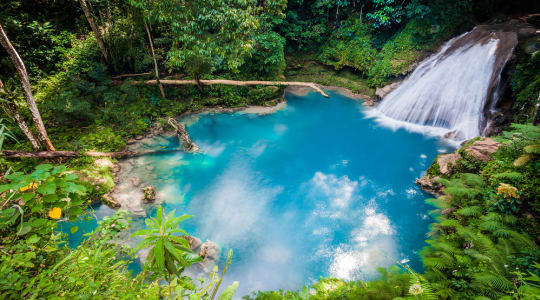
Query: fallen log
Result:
<box><xmin>168</xmin><ymin>117</ymin><xmax>200</xmax><ymax>152</ymax></box>
<box><xmin>1</xmin><ymin>149</ymin><xmax>182</xmax><ymax>159</ymax></box>
<box><xmin>128</xmin><ymin>79</ymin><xmax>330</xmax><ymax>98</ymax></box>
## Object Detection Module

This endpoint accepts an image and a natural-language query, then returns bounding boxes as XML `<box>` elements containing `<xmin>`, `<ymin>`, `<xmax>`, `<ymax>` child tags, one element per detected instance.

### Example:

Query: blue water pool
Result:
<box><xmin>63</xmin><ymin>90</ymin><xmax>453</xmax><ymax>296</ymax></box>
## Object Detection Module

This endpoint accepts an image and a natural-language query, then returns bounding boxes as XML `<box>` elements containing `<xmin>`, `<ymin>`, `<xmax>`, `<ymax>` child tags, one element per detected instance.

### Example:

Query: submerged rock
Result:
<box><xmin>142</xmin><ymin>186</ymin><xmax>156</xmax><ymax>203</ymax></box>
<box><xmin>131</xmin><ymin>177</ymin><xmax>142</xmax><ymax>187</ymax></box>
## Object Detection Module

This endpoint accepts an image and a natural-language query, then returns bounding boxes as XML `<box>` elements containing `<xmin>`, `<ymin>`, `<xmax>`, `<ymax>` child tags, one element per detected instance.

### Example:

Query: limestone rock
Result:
<box><xmin>184</xmin><ymin>235</ymin><xmax>202</xmax><ymax>251</ymax></box>
<box><xmin>95</xmin><ymin>158</ymin><xmax>114</xmax><ymax>169</ymax></box>
<box><xmin>464</xmin><ymin>138</ymin><xmax>501</xmax><ymax>161</ymax></box>
<box><xmin>437</xmin><ymin>153</ymin><xmax>460</xmax><ymax>175</ymax></box>
<box><xmin>131</xmin><ymin>177</ymin><xmax>142</xmax><ymax>187</ymax></box>
<box><xmin>197</xmin><ymin>240</ymin><xmax>221</xmax><ymax>273</ymax></box>
<box><xmin>102</xmin><ymin>193</ymin><xmax>121</xmax><ymax>208</ymax></box>
<box><xmin>375</xmin><ymin>81</ymin><xmax>402</xmax><ymax>101</ymax></box>
<box><xmin>142</xmin><ymin>186</ymin><xmax>156</xmax><ymax>203</ymax></box>
<box><xmin>199</xmin><ymin>240</ymin><xmax>220</xmax><ymax>260</ymax></box>
<box><xmin>416</xmin><ymin>175</ymin><xmax>444</xmax><ymax>197</ymax></box>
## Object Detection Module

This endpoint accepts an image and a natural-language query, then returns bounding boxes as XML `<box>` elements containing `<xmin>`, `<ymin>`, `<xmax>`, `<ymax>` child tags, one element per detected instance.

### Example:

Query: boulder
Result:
<box><xmin>199</xmin><ymin>240</ymin><xmax>220</xmax><ymax>261</ymax></box>
<box><xmin>94</xmin><ymin>158</ymin><xmax>114</xmax><ymax>169</ymax></box>
<box><xmin>416</xmin><ymin>175</ymin><xmax>444</xmax><ymax>197</ymax></box>
<box><xmin>184</xmin><ymin>235</ymin><xmax>202</xmax><ymax>251</ymax></box>
<box><xmin>464</xmin><ymin>138</ymin><xmax>501</xmax><ymax>161</ymax></box>
<box><xmin>142</xmin><ymin>186</ymin><xmax>156</xmax><ymax>203</ymax></box>
<box><xmin>375</xmin><ymin>81</ymin><xmax>402</xmax><ymax>101</ymax></box>
<box><xmin>437</xmin><ymin>153</ymin><xmax>460</xmax><ymax>175</ymax></box>
<box><xmin>102</xmin><ymin>193</ymin><xmax>121</xmax><ymax>208</ymax></box>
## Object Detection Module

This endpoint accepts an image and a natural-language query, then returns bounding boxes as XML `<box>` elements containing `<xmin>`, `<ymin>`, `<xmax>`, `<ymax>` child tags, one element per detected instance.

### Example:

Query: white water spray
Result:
<box><xmin>367</xmin><ymin>28</ymin><xmax>517</xmax><ymax>143</ymax></box>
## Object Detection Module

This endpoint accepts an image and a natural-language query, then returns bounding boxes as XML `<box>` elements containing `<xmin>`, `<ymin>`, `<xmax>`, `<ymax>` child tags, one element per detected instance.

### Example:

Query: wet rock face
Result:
<box><xmin>375</xmin><ymin>81</ymin><xmax>402</xmax><ymax>101</ymax></box>
<box><xmin>416</xmin><ymin>137</ymin><xmax>501</xmax><ymax>196</ymax></box>
<box><xmin>416</xmin><ymin>175</ymin><xmax>444</xmax><ymax>197</ymax></box>
<box><xmin>142</xmin><ymin>186</ymin><xmax>156</xmax><ymax>203</ymax></box>
<box><xmin>102</xmin><ymin>193</ymin><xmax>121</xmax><ymax>208</ymax></box>
<box><xmin>437</xmin><ymin>153</ymin><xmax>460</xmax><ymax>175</ymax></box>
<box><xmin>464</xmin><ymin>138</ymin><xmax>501</xmax><ymax>161</ymax></box>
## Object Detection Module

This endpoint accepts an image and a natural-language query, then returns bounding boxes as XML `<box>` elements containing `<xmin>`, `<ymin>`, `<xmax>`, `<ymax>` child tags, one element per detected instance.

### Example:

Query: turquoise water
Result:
<box><xmin>63</xmin><ymin>90</ymin><xmax>453</xmax><ymax>295</ymax></box>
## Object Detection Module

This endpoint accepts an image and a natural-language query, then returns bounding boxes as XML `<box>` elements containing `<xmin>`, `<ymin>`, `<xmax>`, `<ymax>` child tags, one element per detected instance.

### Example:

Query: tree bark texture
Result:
<box><xmin>0</xmin><ymin>23</ymin><xmax>55</xmax><ymax>151</ymax></box>
<box><xmin>128</xmin><ymin>79</ymin><xmax>330</xmax><ymax>97</ymax></box>
<box><xmin>79</xmin><ymin>0</ymin><xmax>109</xmax><ymax>63</ymax></box>
<box><xmin>143</xmin><ymin>20</ymin><xmax>165</xmax><ymax>98</ymax></box>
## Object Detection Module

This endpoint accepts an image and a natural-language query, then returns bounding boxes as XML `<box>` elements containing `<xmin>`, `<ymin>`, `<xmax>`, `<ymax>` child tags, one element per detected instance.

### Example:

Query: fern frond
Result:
<box><xmin>474</xmin><ymin>272</ymin><xmax>513</xmax><ymax>292</ymax></box>
<box><xmin>514</xmin><ymin>154</ymin><xmax>533</xmax><ymax>167</ymax></box>
<box><xmin>457</xmin><ymin>206</ymin><xmax>482</xmax><ymax>217</ymax></box>
<box><xmin>524</xmin><ymin>144</ymin><xmax>540</xmax><ymax>154</ymax></box>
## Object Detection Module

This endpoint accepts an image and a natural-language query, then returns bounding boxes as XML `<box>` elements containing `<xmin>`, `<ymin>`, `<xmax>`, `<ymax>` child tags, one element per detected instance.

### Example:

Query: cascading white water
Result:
<box><xmin>366</xmin><ymin>27</ymin><xmax>517</xmax><ymax>143</ymax></box>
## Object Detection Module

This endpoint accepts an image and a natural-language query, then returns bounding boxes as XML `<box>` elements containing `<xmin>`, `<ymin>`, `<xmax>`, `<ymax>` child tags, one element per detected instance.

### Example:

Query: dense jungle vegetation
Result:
<box><xmin>0</xmin><ymin>0</ymin><xmax>539</xmax><ymax>299</ymax></box>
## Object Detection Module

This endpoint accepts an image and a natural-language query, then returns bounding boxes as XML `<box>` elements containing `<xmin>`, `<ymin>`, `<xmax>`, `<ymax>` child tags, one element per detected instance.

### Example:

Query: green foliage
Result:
<box><xmin>132</xmin><ymin>206</ymin><xmax>199</xmax><ymax>280</ymax></box>
<box><xmin>511</xmin><ymin>48</ymin><xmax>540</xmax><ymax>123</ymax></box>
<box><xmin>0</xmin><ymin>118</ymin><xmax>16</xmax><ymax>151</ymax></box>
<box><xmin>420</xmin><ymin>125</ymin><xmax>540</xmax><ymax>299</ymax></box>
<box><xmin>319</xmin><ymin>19</ymin><xmax>377</xmax><ymax>73</ymax></box>
<box><xmin>243</xmin><ymin>32</ymin><xmax>287</xmax><ymax>79</ymax></box>
<box><xmin>0</xmin><ymin>164</ymin><xmax>88</xmax><ymax>298</ymax></box>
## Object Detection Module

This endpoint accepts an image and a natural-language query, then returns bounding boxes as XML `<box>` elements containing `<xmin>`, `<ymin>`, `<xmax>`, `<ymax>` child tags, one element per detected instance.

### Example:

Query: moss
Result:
<box><xmin>285</xmin><ymin>55</ymin><xmax>375</xmax><ymax>96</ymax></box>
<box><xmin>426</xmin><ymin>155</ymin><xmax>443</xmax><ymax>177</ymax></box>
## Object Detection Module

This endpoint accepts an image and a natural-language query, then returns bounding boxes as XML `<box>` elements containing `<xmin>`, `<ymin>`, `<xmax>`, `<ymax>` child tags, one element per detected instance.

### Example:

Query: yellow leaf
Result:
<box><xmin>20</xmin><ymin>182</ymin><xmax>38</xmax><ymax>192</ymax></box>
<box><xmin>49</xmin><ymin>207</ymin><xmax>62</xmax><ymax>219</ymax></box>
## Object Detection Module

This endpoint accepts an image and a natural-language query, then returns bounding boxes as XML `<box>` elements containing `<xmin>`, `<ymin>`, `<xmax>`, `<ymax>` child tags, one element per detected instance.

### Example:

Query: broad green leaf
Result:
<box><xmin>154</xmin><ymin>238</ymin><xmax>165</xmax><ymax>272</ymax></box>
<box><xmin>63</xmin><ymin>173</ymin><xmax>78</xmax><ymax>180</ymax></box>
<box><xmin>164</xmin><ymin>239</ymin><xmax>188</xmax><ymax>267</ymax></box>
<box><xmin>37</xmin><ymin>181</ymin><xmax>56</xmax><ymax>195</ymax></box>
<box><xmin>156</xmin><ymin>206</ymin><xmax>163</xmax><ymax>226</ymax></box>
<box><xmin>70</xmin><ymin>226</ymin><xmax>79</xmax><ymax>234</ymax></box>
<box><xmin>35</xmin><ymin>164</ymin><xmax>53</xmax><ymax>171</ymax></box>
<box><xmin>42</xmin><ymin>194</ymin><xmax>59</xmax><ymax>203</ymax></box>
<box><xmin>17</xmin><ymin>224</ymin><xmax>32</xmax><ymax>236</ymax></box>
<box><xmin>51</xmin><ymin>165</ymin><xmax>67</xmax><ymax>175</ymax></box>
<box><xmin>167</xmin><ymin>214</ymin><xmax>193</xmax><ymax>230</ymax></box>
<box><xmin>133</xmin><ymin>237</ymin><xmax>159</xmax><ymax>252</ymax></box>
<box><xmin>27</xmin><ymin>234</ymin><xmax>40</xmax><ymax>244</ymax></box>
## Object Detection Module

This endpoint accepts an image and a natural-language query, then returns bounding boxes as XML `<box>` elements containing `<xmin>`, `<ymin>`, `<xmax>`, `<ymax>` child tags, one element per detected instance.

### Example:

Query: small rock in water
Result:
<box><xmin>131</xmin><ymin>177</ymin><xmax>142</xmax><ymax>187</ymax></box>
<box><xmin>184</xmin><ymin>235</ymin><xmax>202</xmax><ymax>251</ymax></box>
<box><xmin>199</xmin><ymin>240</ymin><xmax>220</xmax><ymax>260</ymax></box>
<box><xmin>142</xmin><ymin>186</ymin><xmax>156</xmax><ymax>203</ymax></box>
<box><xmin>196</xmin><ymin>240</ymin><xmax>221</xmax><ymax>273</ymax></box>
<box><xmin>102</xmin><ymin>193</ymin><xmax>121</xmax><ymax>208</ymax></box>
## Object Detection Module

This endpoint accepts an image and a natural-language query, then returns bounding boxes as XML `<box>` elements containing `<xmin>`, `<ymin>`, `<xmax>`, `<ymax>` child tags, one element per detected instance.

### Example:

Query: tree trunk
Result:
<box><xmin>168</xmin><ymin>117</ymin><xmax>199</xmax><ymax>152</ymax></box>
<box><xmin>4</xmin><ymin>104</ymin><xmax>41</xmax><ymax>150</ymax></box>
<box><xmin>143</xmin><ymin>19</ymin><xmax>165</xmax><ymax>98</ymax></box>
<box><xmin>79</xmin><ymin>0</ymin><xmax>109</xmax><ymax>64</ymax></box>
<box><xmin>0</xmin><ymin>23</ymin><xmax>55</xmax><ymax>151</ymax></box>
<box><xmin>127</xmin><ymin>79</ymin><xmax>330</xmax><ymax>97</ymax></box>
<box><xmin>1</xmin><ymin>149</ymin><xmax>182</xmax><ymax>159</ymax></box>
<box><xmin>0</xmin><ymin>79</ymin><xmax>41</xmax><ymax>150</ymax></box>
<box><xmin>533</xmin><ymin>93</ymin><xmax>540</xmax><ymax>126</ymax></box>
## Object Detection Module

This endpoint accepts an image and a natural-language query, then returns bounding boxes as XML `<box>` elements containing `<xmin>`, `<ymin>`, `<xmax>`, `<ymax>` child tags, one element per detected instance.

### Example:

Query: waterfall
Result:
<box><xmin>367</xmin><ymin>26</ymin><xmax>519</xmax><ymax>143</ymax></box>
